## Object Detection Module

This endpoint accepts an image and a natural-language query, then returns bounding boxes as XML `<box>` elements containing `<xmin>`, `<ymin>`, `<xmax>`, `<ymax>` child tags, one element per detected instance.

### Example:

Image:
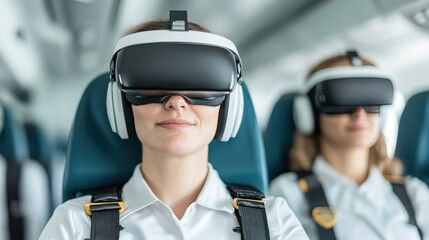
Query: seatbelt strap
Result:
<box><xmin>297</xmin><ymin>171</ymin><xmax>336</xmax><ymax>240</ymax></box>
<box><xmin>227</xmin><ymin>184</ymin><xmax>270</xmax><ymax>240</ymax></box>
<box><xmin>6</xmin><ymin>161</ymin><xmax>24</xmax><ymax>240</ymax></box>
<box><xmin>85</xmin><ymin>186</ymin><xmax>124</xmax><ymax>240</ymax></box>
<box><xmin>390</xmin><ymin>181</ymin><xmax>423</xmax><ymax>239</ymax></box>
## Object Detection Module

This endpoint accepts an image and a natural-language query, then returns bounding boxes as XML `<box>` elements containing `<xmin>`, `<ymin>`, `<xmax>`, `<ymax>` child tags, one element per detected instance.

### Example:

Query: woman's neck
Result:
<box><xmin>320</xmin><ymin>140</ymin><xmax>370</xmax><ymax>185</ymax></box>
<box><xmin>140</xmin><ymin>147</ymin><xmax>209</xmax><ymax>219</ymax></box>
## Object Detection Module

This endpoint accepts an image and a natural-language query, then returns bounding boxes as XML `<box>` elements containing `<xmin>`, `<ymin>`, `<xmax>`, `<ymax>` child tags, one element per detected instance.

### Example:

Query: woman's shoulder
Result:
<box><xmin>269</xmin><ymin>172</ymin><xmax>300</xmax><ymax>196</ymax></box>
<box><xmin>54</xmin><ymin>195</ymin><xmax>92</xmax><ymax>218</ymax></box>
<box><xmin>268</xmin><ymin>171</ymin><xmax>308</xmax><ymax>214</ymax></box>
<box><xmin>270</xmin><ymin>172</ymin><xmax>299</xmax><ymax>186</ymax></box>
<box><xmin>403</xmin><ymin>176</ymin><xmax>429</xmax><ymax>200</ymax></box>
<box><xmin>264</xmin><ymin>196</ymin><xmax>310</xmax><ymax>240</ymax></box>
<box><xmin>404</xmin><ymin>176</ymin><xmax>429</xmax><ymax>189</ymax></box>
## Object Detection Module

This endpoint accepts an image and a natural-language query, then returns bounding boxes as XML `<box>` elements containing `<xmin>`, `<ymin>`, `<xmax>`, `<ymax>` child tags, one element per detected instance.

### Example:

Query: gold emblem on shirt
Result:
<box><xmin>311</xmin><ymin>207</ymin><xmax>336</xmax><ymax>229</ymax></box>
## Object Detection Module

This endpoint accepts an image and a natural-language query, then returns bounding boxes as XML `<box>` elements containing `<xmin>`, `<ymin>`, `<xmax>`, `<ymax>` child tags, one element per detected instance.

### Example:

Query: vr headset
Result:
<box><xmin>294</xmin><ymin>55</ymin><xmax>394</xmax><ymax>134</ymax></box>
<box><xmin>107</xmin><ymin>11</ymin><xmax>244</xmax><ymax>142</ymax></box>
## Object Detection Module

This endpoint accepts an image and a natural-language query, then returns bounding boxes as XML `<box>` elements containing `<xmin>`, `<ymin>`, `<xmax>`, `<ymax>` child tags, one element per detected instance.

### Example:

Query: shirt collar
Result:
<box><xmin>121</xmin><ymin>164</ymin><xmax>158</xmax><ymax>215</ymax></box>
<box><xmin>121</xmin><ymin>163</ymin><xmax>234</xmax><ymax>216</ymax></box>
<box><xmin>194</xmin><ymin>164</ymin><xmax>235</xmax><ymax>214</ymax></box>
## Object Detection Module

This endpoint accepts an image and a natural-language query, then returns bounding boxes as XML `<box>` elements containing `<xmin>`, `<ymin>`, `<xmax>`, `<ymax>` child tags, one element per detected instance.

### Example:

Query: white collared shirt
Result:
<box><xmin>40</xmin><ymin>164</ymin><xmax>309</xmax><ymax>240</ymax></box>
<box><xmin>270</xmin><ymin>156</ymin><xmax>429</xmax><ymax>240</ymax></box>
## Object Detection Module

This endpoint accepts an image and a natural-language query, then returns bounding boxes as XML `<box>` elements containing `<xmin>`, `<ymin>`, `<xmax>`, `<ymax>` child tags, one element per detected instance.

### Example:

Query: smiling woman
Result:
<box><xmin>269</xmin><ymin>51</ymin><xmax>429</xmax><ymax>240</ymax></box>
<box><xmin>39</xmin><ymin>11</ymin><xmax>309</xmax><ymax>240</ymax></box>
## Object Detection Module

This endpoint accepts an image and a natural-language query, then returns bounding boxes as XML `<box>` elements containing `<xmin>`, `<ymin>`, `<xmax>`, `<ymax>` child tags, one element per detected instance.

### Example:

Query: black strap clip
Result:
<box><xmin>227</xmin><ymin>184</ymin><xmax>270</xmax><ymax>240</ymax></box>
<box><xmin>346</xmin><ymin>49</ymin><xmax>363</xmax><ymax>66</ymax></box>
<box><xmin>85</xmin><ymin>186</ymin><xmax>124</xmax><ymax>240</ymax></box>
<box><xmin>169</xmin><ymin>10</ymin><xmax>188</xmax><ymax>31</ymax></box>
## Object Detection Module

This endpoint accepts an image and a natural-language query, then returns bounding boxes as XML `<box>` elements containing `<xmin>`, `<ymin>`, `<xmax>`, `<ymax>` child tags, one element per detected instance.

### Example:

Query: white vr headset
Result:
<box><xmin>106</xmin><ymin>12</ymin><xmax>244</xmax><ymax>142</ymax></box>
<box><xmin>293</xmin><ymin>66</ymin><xmax>394</xmax><ymax>134</ymax></box>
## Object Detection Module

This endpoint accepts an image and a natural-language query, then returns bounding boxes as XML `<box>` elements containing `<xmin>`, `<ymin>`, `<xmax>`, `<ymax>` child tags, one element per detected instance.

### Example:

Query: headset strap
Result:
<box><xmin>85</xmin><ymin>186</ymin><xmax>124</xmax><ymax>240</ymax></box>
<box><xmin>296</xmin><ymin>171</ymin><xmax>336</xmax><ymax>240</ymax></box>
<box><xmin>6</xmin><ymin>161</ymin><xmax>24</xmax><ymax>240</ymax></box>
<box><xmin>227</xmin><ymin>184</ymin><xmax>270</xmax><ymax>240</ymax></box>
<box><xmin>390</xmin><ymin>181</ymin><xmax>423</xmax><ymax>239</ymax></box>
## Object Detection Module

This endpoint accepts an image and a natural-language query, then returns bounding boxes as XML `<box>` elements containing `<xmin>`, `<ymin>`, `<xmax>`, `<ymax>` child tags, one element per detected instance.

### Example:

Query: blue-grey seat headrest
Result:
<box><xmin>396</xmin><ymin>90</ymin><xmax>429</xmax><ymax>185</ymax></box>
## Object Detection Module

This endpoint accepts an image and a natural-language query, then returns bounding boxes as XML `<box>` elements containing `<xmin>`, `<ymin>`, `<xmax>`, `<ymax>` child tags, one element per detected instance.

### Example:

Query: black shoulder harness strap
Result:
<box><xmin>296</xmin><ymin>171</ymin><xmax>337</xmax><ymax>240</ymax></box>
<box><xmin>84</xmin><ymin>186</ymin><xmax>124</xmax><ymax>240</ymax></box>
<box><xmin>6</xmin><ymin>161</ymin><xmax>24</xmax><ymax>240</ymax></box>
<box><xmin>227</xmin><ymin>184</ymin><xmax>270</xmax><ymax>240</ymax></box>
<box><xmin>86</xmin><ymin>184</ymin><xmax>269</xmax><ymax>240</ymax></box>
<box><xmin>297</xmin><ymin>171</ymin><xmax>423</xmax><ymax>240</ymax></box>
<box><xmin>389</xmin><ymin>179</ymin><xmax>423</xmax><ymax>239</ymax></box>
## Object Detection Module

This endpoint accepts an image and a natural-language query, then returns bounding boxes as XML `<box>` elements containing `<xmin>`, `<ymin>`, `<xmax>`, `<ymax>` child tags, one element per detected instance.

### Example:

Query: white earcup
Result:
<box><xmin>293</xmin><ymin>95</ymin><xmax>314</xmax><ymax>135</ymax></box>
<box><xmin>106</xmin><ymin>82</ymin><xmax>129</xmax><ymax>139</ymax></box>
<box><xmin>231</xmin><ymin>85</ymin><xmax>244</xmax><ymax>138</ymax></box>
<box><xmin>219</xmin><ymin>86</ymin><xmax>240</xmax><ymax>142</ymax></box>
<box><xmin>106</xmin><ymin>83</ymin><xmax>117</xmax><ymax>133</ymax></box>
<box><xmin>379</xmin><ymin>90</ymin><xmax>405</xmax><ymax>157</ymax></box>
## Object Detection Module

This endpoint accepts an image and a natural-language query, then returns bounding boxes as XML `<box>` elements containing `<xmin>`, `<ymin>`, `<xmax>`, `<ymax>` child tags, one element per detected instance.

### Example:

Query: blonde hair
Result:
<box><xmin>289</xmin><ymin>54</ymin><xmax>404</xmax><ymax>176</ymax></box>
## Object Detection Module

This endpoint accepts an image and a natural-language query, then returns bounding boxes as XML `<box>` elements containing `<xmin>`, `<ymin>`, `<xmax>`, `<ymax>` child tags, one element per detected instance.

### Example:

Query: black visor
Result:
<box><xmin>125</xmin><ymin>90</ymin><xmax>226</xmax><ymax>106</ymax></box>
<box><xmin>318</xmin><ymin>105</ymin><xmax>381</xmax><ymax>114</ymax></box>
<box><xmin>310</xmin><ymin>73</ymin><xmax>394</xmax><ymax>114</ymax></box>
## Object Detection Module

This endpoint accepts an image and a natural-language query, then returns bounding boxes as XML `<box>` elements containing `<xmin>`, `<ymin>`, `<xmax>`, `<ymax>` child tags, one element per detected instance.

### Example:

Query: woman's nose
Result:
<box><xmin>164</xmin><ymin>95</ymin><xmax>189</xmax><ymax>110</ymax></box>
<box><xmin>350</xmin><ymin>107</ymin><xmax>367</xmax><ymax>119</ymax></box>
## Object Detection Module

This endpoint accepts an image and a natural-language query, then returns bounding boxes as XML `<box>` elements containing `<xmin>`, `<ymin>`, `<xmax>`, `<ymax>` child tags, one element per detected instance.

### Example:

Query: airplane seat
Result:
<box><xmin>0</xmin><ymin>104</ymin><xmax>50</xmax><ymax>239</ymax></box>
<box><xmin>63</xmin><ymin>73</ymin><xmax>269</xmax><ymax>202</ymax></box>
<box><xmin>0</xmin><ymin>106</ymin><xmax>29</xmax><ymax>162</ymax></box>
<box><xmin>264</xmin><ymin>91</ymin><xmax>404</xmax><ymax>183</ymax></box>
<box><xmin>395</xmin><ymin>89</ymin><xmax>429</xmax><ymax>185</ymax></box>
<box><xmin>25</xmin><ymin>122</ymin><xmax>65</xmax><ymax>210</ymax></box>
<box><xmin>263</xmin><ymin>93</ymin><xmax>297</xmax><ymax>182</ymax></box>
<box><xmin>24</xmin><ymin>122</ymin><xmax>55</xmax><ymax>172</ymax></box>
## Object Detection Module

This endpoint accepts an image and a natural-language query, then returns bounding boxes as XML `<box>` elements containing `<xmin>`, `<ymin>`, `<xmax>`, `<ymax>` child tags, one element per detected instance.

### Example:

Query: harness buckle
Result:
<box><xmin>85</xmin><ymin>201</ymin><xmax>125</xmax><ymax>216</ymax></box>
<box><xmin>232</xmin><ymin>197</ymin><xmax>265</xmax><ymax>210</ymax></box>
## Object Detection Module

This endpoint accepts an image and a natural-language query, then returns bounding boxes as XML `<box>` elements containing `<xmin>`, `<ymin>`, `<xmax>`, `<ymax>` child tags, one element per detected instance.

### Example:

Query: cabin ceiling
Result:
<box><xmin>1</xmin><ymin>0</ymin><xmax>429</xmax><ymax>102</ymax></box>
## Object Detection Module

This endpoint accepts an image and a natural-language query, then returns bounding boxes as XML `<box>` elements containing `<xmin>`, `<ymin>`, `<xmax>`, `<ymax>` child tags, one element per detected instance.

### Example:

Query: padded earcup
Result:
<box><xmin>293</xmin><ymin>95</ymin><xmax>315</xmax><ymax>135</ymax></box>
<box><xmin>379</xmin><ymin>90</ymin><xmax>405</xmax><ymax>157</ymax></box>
<box><xmin>106</xmin><ymin>82</ymin><xmax>131</xmax><ymax>139</ymax></box>
<box><xmin>215</xmin><ymin>84</ymin><xmax>243</xmax><ymax>142</ymax></box>
<box><xmin>231</xmin><ymin>85</ymin><xmax>244</xmax><ymax>138</ymax></box>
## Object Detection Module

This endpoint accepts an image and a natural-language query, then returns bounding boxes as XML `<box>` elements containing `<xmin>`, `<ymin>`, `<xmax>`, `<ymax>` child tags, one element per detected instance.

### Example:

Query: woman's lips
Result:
<box><xmin>347</xmin><ymin>125</ymin><xmax>367</xmax><ymax>131</ymax></box>
<box><xmin>157</xmin><ymin>119</ymin><xmax>195</xmax><ymax>129</ymax></box>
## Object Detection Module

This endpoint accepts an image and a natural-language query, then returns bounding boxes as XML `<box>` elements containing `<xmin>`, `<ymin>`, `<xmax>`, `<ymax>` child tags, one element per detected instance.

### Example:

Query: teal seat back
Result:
<box><xmin>396</xmin><ymin>90</ymin><xmax>429</xmax><ymax>185</ymax></box>
<box><xmin>25</xmin><ymin>122</ymin><xmax>55</xmax><ymax>171</ymax></box>
<box><xmin>263</xmin><ymin>93</ymin><xmax>296</xmax><ymax>182</ymax></box>
<box><xmin>63</xmin><ymin>73</ymin><xmax>268</xmax><ymax>201</ymax></box>
<box><xmin>0</xmin><ymin>106</ymin><xmax>29</xmax><ymax>162</ymax></box>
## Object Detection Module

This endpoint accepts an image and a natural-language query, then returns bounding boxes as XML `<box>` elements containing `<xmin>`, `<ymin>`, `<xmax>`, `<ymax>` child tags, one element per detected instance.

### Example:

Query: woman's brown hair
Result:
<box><xmin>289</xmin><ymin>54</ymin><xmax>403</xmax><ymax>176</ymax></box>
<box><xmin>124</xmin><ymin>20</ymin><xmax>209</xmax><ymax>35</ymax></box>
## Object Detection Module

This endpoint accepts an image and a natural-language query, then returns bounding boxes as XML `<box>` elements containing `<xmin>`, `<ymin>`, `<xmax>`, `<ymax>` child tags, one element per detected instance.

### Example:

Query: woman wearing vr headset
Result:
<box><xmin>40</xmin><ymin>12</ymin><xmax>308</xmax><ymax>240</ymax></box>
<box><xmin>270</xmin><ymin>52</ymin><xmax>429</xmax><ymax>240</ymax></box>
